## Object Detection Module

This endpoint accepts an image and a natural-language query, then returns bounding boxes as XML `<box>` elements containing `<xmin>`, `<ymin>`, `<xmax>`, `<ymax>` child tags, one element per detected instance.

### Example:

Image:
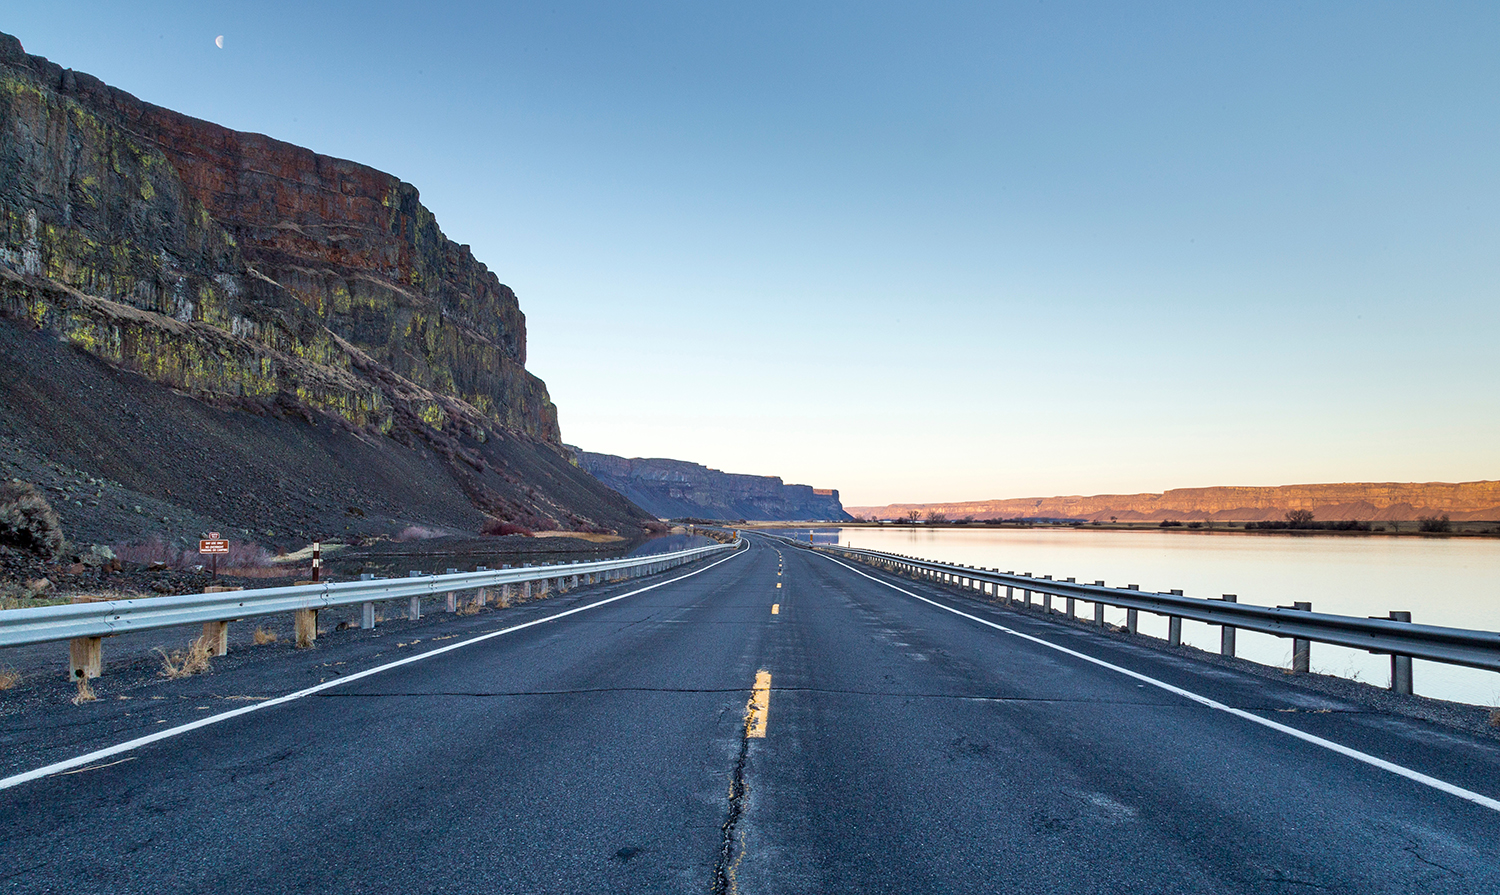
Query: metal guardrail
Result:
<box><xmin>1</xmin><ymin>539</ymin><xmax>741</xmax><ymax>678</ymax></box>
<box><xmin>761</xmin><ymin>534</ymin><xmax>1500</xmax><ymax>688</ymax></box>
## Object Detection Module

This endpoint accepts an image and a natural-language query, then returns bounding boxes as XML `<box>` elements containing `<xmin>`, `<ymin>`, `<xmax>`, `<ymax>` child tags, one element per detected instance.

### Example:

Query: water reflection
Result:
<box><xmin>795</xmin><ymin>526</ymin><xmax>1500</xmax><ymax>706</ymax></box>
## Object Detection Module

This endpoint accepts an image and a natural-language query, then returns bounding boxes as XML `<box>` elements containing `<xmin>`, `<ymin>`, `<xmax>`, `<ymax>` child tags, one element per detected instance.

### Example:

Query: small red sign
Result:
<box><xmin>199</xmin><ymin>539</ymin><xmax>230</xmax><ymax>555</ymax></box>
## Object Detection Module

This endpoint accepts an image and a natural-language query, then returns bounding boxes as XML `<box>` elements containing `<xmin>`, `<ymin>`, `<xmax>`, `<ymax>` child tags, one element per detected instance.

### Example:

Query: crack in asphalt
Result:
<box><xmin>1402</xmin><ymin>843</ymin><xmax>1463</xmax><ymax>877</ymax></box>
<box><xmin>712</xmin><ymin>728</ymin><xmax>752</xmax><ymax>895</ymax></box>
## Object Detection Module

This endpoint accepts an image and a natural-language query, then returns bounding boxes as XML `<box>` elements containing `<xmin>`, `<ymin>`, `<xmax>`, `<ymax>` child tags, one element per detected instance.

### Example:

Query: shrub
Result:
<box><xmin>481</xmin><ymin>517</ymin><xmax>534</xmax><ymax>537</ymax></box>
<box><xmin>0</xmin><ymin>482</ymin><xmax>63</xmax><ymax>558</ymax></box>
<box><xmin>156</xmin><ymin>637</ymin><xmax>214</xmax><ymax>678</ymax></box>
<box><xmin>1418</xmin><ymin>514</ymin><xmax>1452</xmax><ymax>533</ymax></box>
<box><xmin>1285</xmin><ymin>510</ymin><xmax>1316</xmax><ymax>529</ymax></box>
<box><xmin>115</xmin><ymin>537</ymin><xmax>271</xmax><ymax>570</ymax></box>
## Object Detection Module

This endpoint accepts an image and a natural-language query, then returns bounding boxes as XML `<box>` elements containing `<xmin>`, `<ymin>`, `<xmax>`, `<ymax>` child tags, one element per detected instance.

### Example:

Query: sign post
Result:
<box><xmin>199</xmin><ymin>532</ymin><xmax>229</xmax><ymax>579</ymax></box>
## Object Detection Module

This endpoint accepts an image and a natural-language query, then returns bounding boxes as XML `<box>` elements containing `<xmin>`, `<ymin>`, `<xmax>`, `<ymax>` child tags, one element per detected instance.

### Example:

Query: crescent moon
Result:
<box><xmin>215</xmin><ymin>35</ymin><xmax>224</xmax><ymax>49</ymax></box>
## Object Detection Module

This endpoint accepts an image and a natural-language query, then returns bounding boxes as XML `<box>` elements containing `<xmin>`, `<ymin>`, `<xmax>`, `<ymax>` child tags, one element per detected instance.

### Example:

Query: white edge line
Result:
<box><xmin>0</xmin><ymin>543</ymin><xmax>749</xmax><ymax>792</ymax></box>
<box><xmin>810</xmin><ymin>547</ymin><xmax>1500</xmax><ymax>815</ymax></box>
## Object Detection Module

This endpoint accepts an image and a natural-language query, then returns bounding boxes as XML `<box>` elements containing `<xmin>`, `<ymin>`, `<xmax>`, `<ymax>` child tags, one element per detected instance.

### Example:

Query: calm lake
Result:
<box><xmin>802</xmin><ymin>526</ymin><xmax>1500</xmax><ymax>707</ymax></box>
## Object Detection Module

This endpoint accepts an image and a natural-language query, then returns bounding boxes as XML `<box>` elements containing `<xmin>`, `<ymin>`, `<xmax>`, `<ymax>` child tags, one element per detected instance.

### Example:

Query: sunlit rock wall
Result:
<box><xmin>0</xmin><ymin>31</ymin><xmax>558</xmax><ymax>442</ymax></box>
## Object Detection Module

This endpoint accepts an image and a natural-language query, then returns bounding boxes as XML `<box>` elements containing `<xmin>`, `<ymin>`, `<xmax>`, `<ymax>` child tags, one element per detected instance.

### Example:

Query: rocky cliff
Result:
<box><xmin>0</xmin><ymin>32</ymin><xmax>652</xmax><ymax>544</ymax></box>
<box><xmin>573</xmin><ymin>450</ymin><xmax>850</xmax><ymax>521</ymax></box>
<box><xmin>849</xmin><ymin>481</ymin><xmax>1500</xmax><ymax>523</ymax></box>
<box><xmin>0</xmin><ymin>31</ymin><xmax>553</xmax><ymax>441</ymax></box>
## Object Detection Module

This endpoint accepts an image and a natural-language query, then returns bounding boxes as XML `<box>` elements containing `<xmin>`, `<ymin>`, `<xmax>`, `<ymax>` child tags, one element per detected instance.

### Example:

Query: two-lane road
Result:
<box><xmin>3</xmin><ymin>534</ymin><xmax>1499</xmax><ymax>893</ymax></box>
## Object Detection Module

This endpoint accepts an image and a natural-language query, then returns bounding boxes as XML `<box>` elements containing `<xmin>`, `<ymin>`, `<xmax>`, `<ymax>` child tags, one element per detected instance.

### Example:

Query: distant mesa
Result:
<box><xmin>849</xmin><ymin>481</ymin><xmax>1500</xmax><ymax>523</ymax></box>
<box><xmin>572</xmin><ymin>449</ymin><xmax>851</xmax><ymax>522</ymax></box>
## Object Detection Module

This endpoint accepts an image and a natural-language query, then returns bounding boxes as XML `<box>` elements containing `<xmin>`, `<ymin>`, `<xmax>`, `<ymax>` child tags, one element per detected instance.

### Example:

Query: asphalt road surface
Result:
<box><xmin>3</xmin><ymin>534</ymin><xmax>1499</xmax><ymax>893</ymax></box>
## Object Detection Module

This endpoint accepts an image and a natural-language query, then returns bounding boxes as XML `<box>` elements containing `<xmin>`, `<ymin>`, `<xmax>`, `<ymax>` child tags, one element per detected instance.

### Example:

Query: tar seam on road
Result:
<box><xmin>0</xmin><ymin>544</ymin><xmax>750</xmax><ymax>792</ymax></box>
<box><xmin>809</xmin><ymin>548</ymin><xmax>1500</xmax><ymax>815</ymax></box>
<box><xmin>714</xmin><ymin>671</ymin><xmax>767</xmax><ymax>895</ymax></box>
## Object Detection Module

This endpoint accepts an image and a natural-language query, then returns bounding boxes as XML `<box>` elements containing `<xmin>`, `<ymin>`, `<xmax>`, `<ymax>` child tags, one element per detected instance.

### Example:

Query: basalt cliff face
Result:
<box><xmin>0</xmin><ymin>33</ymin><xmax>651</xmax><ymax>545</ymax></box>
<box><xmin>0</xmin><ymin>32</ymin><xmax>553</xmax><ymax>440</ymax></box>
<box><xmin>573</xmin><ymin>450</ymin><xmax>851</xmax><ymax>521</ymax></box>
<box><xmin>849</xmin><ymin>481</ymin><xmax>1500</xmax><ymax>523</ymax></box>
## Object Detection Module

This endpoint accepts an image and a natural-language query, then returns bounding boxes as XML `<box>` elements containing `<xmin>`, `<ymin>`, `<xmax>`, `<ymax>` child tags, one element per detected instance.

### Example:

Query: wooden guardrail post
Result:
<box><xmin>1291</xmin><ymin>601</ymin><xmax>1312</xmax><ymax>672</ymax></box>
<box><xmin>1093</xmin><ymin>582</ymin><xmax>1105</xmax><ymax>626</ymax></box>
<box><xmin>1125</xmin><ymin>585</ymin><xmax>1139</xmax><ymax>633</ymax></box>
<box><xmin>407</xmin><ymin>571</ymin><xmax>422</xmax><ymax>619</ymax></box>
<box><xmin>1389</xmin><ymin>611</ymin><xmax>1413</xmax><ymax>694</ymax></box>
<box><xmin>202</xmin><ymin>621</ymin><xmax>230</xmax><ymax>656</ymax></box>
<box><xmin>1167</xmin><ymin>590</ymin><xmax>1184</xmax><ymax>646</ymax></box>
<box><xmin>361</xmin><ymin>602</ymin><xmax>376</xmax><ymax>630</ymax></box>
<box><xmin>200</xmin><ymin>585</ymin><xmax>241</xmax><ymax>655</ymax></box>
<box><xmin>69</xmin><ymin>637</ymin><xmax>102</xmax><ymax>680</ymax></box>
<box><xmin>1220</xmin><ymin>595</ymin><xmax>1237</xmax><ymax>656</ymax></box>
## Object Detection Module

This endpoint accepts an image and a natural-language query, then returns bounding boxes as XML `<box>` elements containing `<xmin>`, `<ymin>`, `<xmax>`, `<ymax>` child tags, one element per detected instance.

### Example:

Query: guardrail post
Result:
<box><xmin>201</xmin><ymin>620</ymin><xmax>230</xmax><ymax>656</ymax></box>
<box><xmin>446</xmin><ymin>569</ymin><xmax>459</xmax><ymax>612</ymax></box>
<box><xmin>1220</xmin><ymin>595</ymin><xmax>1237</xmax><ymax>656</ymax></box>
<box><xmin>1389</xmin><ymin>611</ymin><xmax>1413</xmax><ymax>694</ymax></box>
<box><xmin>69</xmin><ymin>636</ymin><xmax>102</xmax><ymax>680</ymax></box>
<box><xmin>1065</xmin><ymin>578</ymin><xmax>1076</xmax><ymax>619</ymax></box>
<box><xmin>1167</xmin><ymin>590</ymin><xmax>1183</xmax><ymax>646</ymax></box>
<box><xmin>1126</xmin><ymin>585</ymin><xmax>1139</xmax><ymax>634</ymax></box>
<box><xmin>1292</xmin><ymin>602</ymin><xmax>1312</xmax><ymax>672</ymax></box>
<box><xmin>1091</xmin><ymin>582</ymin><xmax>1106</xmax><ymax>628</ymax></box>
<box><xmin>294</xmin><ymin>609</ymin><xmax>318</xmax><ymax>648</ymax></box>
<box><xmin>361</xmin><ymin>602</ymin><xmax>376</xmax><ymax>630</ymax></box>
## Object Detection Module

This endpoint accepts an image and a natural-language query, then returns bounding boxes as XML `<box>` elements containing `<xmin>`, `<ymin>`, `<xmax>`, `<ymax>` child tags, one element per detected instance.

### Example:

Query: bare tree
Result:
<box><xmin>904</xmin><ymin>509</ymin><xmax>921</xmax><ymax>524</ymax></box>
<box><xmin>1285</xmin><ymin>509</ymin><xmax>1315</xmax><ymax>528</ymax></box>
<box><xmin>926</xmin><ymin>510</ymin><xmax>948</xmax><ymax>524</ymax></box>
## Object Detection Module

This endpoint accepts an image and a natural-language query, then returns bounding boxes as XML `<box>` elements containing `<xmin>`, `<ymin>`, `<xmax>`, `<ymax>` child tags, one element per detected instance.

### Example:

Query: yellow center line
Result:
<box><xmin>775</xmin><ymin>582</ymin><xmax>781</xmax><ymax>588</ymax></box>
<box><xmin>771</xmin><ymin>603</ymin><xmax>779</xmax><ymax>615</ymax></box>
<box><xmin>745</xmin><ymin>670</ymin><xmax>771</xmax><ymax>738</ymax></box>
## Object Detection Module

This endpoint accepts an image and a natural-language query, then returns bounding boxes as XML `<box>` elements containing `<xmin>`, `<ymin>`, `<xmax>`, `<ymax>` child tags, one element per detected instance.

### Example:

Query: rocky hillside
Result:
<box><xmin>0</xmin><ymin>32</ymin><xmax>652</xmax><ymax>545</ymax></box>
<box><xmin>849</xmin><ymin>481</ymin><xmax>1500</xmax><ymax>523</ymax></box>
<box><xmin>573</xmin><ymin>450</ymin><xmax>850</xmax><ymax>521</ymax></box>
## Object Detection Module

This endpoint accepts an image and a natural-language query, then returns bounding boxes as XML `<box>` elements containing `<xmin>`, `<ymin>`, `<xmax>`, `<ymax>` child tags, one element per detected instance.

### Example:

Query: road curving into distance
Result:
<box><xmin>3</xmin><ymin>533</ymin><xmax>1499</xmax><ymax>893</ymax></box>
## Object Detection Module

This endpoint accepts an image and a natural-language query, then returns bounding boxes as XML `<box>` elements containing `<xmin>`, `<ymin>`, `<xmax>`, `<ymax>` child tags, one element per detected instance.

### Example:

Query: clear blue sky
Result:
<box><xmin>9</xmin><ymin>2</ymin><xmax>1499</xmax><ymax>505</ymax></box>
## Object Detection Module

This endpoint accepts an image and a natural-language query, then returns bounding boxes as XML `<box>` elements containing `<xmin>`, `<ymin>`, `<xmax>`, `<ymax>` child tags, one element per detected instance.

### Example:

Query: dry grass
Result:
<box><xmin>529</xmin><ymin>531</ymin><xmax>625</xmax><ymax>543</ymax></box>
<box><xmin>1490</xmin><ymin>708</ymin><xmax>1500</xmax><ymax>730</ymax></box>
<box><xmin>457</xmin><ymin>601</ymin><xmax>481</xmax><ymax>616</ymax></box>
<box><xmin>72</xmin><ymin>677</ymin><xmax>97</xmax><ymax>705</ymax></box>
<box><xmin>155</xmin><ymin>637</ymin><xmax>215</xmax><ymax>678</ymax></box>
<box><xmin>252</xmin><ymin>626</ymin><xmax>278</xmax><ymax>645</ymax></box>
<box><xmin>0</xmin><ymin>667</ymin><xmax>20</xmax><ymax>690</ymax></box>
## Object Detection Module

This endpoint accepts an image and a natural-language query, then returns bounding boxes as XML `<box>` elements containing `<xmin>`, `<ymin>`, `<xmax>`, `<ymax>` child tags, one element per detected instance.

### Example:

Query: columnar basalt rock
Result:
<box><xmin>0</xmin><ymin>30</ymin><xmax>556</xmax><ymax>442</ymax></box>
<box><xmin>0</xmin><ymin>32</ymin><xmax>651</xmax><ymax>541</ymax></box>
